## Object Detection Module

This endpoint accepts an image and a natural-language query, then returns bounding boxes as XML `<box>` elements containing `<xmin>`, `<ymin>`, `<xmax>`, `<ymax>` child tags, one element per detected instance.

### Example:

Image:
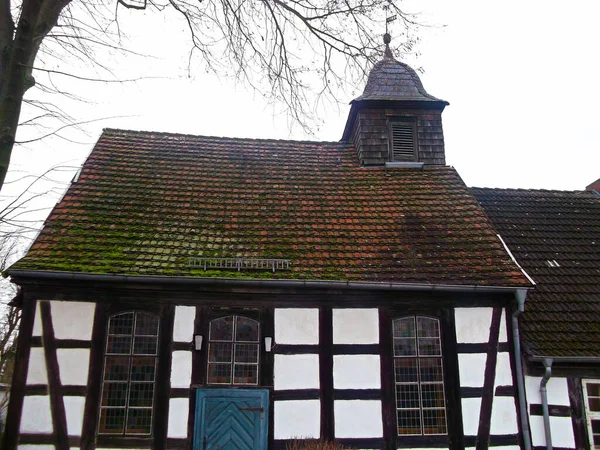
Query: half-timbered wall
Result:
<box><xmin>10</xmin><ymin>300</ymin><xmax>528</xmax><ymax>450</ymax></box>
<box><xmin>524</xmin><ymin>375</ymin><xmax>575</xmax><ymax>449</ymax></box>
<box><xmin>455</xmin><ymin>307</ymin><xmax>520</xmax><ymax>450</ymax></box>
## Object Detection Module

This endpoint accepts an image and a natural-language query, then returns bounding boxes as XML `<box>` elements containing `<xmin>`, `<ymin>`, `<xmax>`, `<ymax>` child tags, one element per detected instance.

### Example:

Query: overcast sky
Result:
<box><xmin>5</xmin><ymin>0</ymin><xmax>600</xmax><ymax>217</ymax></box>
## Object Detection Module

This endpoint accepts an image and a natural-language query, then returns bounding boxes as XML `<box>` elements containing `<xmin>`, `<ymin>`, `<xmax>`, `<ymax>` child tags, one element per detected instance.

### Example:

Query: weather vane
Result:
<box><xmin>383</xmin><ymin>0</ymin><xmax>396</xmax><ymax>57</ymax></box>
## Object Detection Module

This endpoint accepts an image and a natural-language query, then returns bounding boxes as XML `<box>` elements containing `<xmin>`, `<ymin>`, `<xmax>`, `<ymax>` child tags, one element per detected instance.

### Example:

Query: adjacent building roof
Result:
<box><xmin>9</xmin><ymin>128</ymin><xmax>529</xmax><ymax>287</ymax></box>
<box><xmin>473</xmin><ymin>188</ymin><xmax>600</xmax><ymax>359</ymax></box>
<box><xmin>352</xmin><ymin>54</ymin><xmax>448</xmax><ymax>105</ymax></box>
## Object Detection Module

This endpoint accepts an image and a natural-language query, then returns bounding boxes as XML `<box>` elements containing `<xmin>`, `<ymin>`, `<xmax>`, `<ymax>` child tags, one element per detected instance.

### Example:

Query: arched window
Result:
<box><xmin>98</xmin><ymin>311</ymin><xmax>159</xmax><ymax>435</ymax></box>
<box><xmin>393</xmin><ymin>316</ymin><xmax>447</xmax><ymax>436</ymax></box>
<box><xmin>207</xmin><ymin>316</ymin><xmax>260</xmax><ymax>385</ymax></box>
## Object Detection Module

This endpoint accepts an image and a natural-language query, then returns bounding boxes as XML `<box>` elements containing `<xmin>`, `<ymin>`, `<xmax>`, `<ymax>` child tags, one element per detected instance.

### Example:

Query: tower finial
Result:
<box><xmin>383</xmin><ymin>33</ymin><xmax>393</xmax><ymax>58</ymax></box>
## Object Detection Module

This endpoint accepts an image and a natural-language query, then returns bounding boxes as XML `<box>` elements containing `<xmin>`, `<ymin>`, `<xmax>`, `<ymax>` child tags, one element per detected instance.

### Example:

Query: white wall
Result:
<box><xmin>275</xmin><ymin>308</ymin><xmax>319</xmax><ymax>345</ymax></box>
<box><xmin>525</xmin><ymin>375</ymin><xmax>575</xmax><ymax>448</ymax></box>
<box><xmin>274</xmin><ymin>354</ymin><xmax>319</xmax><ymax>390</ymax></box>
<box><xmin>332</xmin><ymin>309</ymin><xmax>379</xmax><ymax>344</ymax></box>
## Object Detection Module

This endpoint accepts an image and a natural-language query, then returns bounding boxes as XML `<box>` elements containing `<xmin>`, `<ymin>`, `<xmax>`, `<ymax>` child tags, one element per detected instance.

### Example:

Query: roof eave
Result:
<box><xmin>7</xmin><ymin>269</ymin><xmax>532</xmax><ymax>294</ymax></box>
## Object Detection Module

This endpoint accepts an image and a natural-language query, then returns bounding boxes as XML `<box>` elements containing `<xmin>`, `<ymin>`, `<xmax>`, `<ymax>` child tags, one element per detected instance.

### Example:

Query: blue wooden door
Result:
<box><xmin>193</xmin><ymin>389</ymin><xmax>269</xmax><ymax>450</ymax></box>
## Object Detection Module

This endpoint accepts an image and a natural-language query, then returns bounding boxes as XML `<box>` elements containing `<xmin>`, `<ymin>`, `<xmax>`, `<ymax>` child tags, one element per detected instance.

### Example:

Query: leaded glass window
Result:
<box><xmin>98</xmin><ymin>312</ymin><xmax>159</xmax><ymax>435</ymax></box>
<box><xmin>207</xmin><ymin>316</ymin><xmax>260</xmax><ymax>385</ymax></box>
<box><xmin>393</xmin><ymin>316</ymin><xmax>447</xmax><ymax>436</ymax></box>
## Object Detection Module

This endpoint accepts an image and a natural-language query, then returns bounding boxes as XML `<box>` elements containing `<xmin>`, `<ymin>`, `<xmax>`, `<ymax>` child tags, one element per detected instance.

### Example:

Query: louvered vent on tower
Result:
<box><xmin>390</xmin><ymin>120</ymin><xmax>416</xmax><ymax>162</ymax></box>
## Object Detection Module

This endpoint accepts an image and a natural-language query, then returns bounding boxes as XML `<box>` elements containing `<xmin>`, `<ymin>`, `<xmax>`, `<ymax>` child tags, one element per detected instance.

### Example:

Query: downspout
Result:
<box><xmin>513</xmin><ymin>289</ymin><xmax>532</xmax><ymax>450</ymax></box>
<box><xmin>540</xmin><ymin>358</ymin><xmax>553</xmax><ymax>450</ymax></box>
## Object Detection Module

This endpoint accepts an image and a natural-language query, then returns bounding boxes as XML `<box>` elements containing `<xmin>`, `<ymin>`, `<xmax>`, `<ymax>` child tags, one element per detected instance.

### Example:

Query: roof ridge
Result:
<box><xmin>101</xmin><ymin>127</ymin><xmax>351</xmax><ymax>147</ymax></box>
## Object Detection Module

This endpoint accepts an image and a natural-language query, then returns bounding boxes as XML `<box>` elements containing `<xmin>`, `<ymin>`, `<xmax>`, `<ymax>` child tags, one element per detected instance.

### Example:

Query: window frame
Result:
<box><xmin>582</xmin><ymin>379</ymin><xmax>600</xmax><ymax>450</ymax></box>
<box><xmin>392</xmin><ymin>315</ymin><xmax>448</xmax><ymax>436</ymax></box>
<box><xmin>388</xmin><ymin>116</ymin><xmax>418</xmax><ymax>162</ymax></box>
<box><xmin>206</xmin><ymin>314</ymin><xmax>261</xmax><ymax>386</ymax></box>
<box><xmin>379</xmin><ymin>307</ymin><xmax>462</xmax><ymax>449</ymax></box>
<box><xmin>97</xmin><ymin>310</ymin><xmax>160</xmax><ymax>437</ymax></box>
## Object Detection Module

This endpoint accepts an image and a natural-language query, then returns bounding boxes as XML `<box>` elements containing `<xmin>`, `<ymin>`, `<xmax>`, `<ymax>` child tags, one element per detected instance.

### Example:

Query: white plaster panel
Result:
<box><xmin>58</xmin><ymin>349</ymin><xmax>90</xmax><ymax>386</ymax></box>
<box><xmin>26</xmin><ymin>347</ymin><xmax>48</xmax><ymax>385</ymax></box>
<box><xmin>458</xmin><ymin>353</ymin><xmax>486</xmax><ymax>387</ymax></box>
<box><xmin>170</xmin><ymin>351</ymin><xmax>192</xmax><ymax>388</ymax></box>
<box><xmin>525</xmin><ymin>376</ymin><xmax>570</xmax><ymax>405</ymax></box>
<box><xmin>173</xmin><ymin>306</ymin><xmax>195</xmax><ymax>343</ymax></box>
<box><xmin>20</xmin><ymin>396</ymin><xmax>53</xmax><ymax>433</ymax></box>
<box><xmin>274</xmin><ymin>400</ymin><xmax>320</xmax><ymax>439</ymax></box>
<box><xmin>274</xmin><ymin>309</ymin><xmax>319</xmax><ymax>345</ymax></box>
<box><xmin>334</xmin><ymin>400</ymin><xmax>382</xmax><ymax>438</ymax></box>
<box><xmin>64</xmin><ymin>396</ymin><xmax>86</xmax><ymax>436</ymax></box>
<box><xmin>494</xmin><ymin>352</ymin><xmax>513</xmax><ymax>387</ymax></box>
<box><xmin>332</xmin><ymin>309</ymin><xmax>379</xmax><ymax>344</ymax></box>
<box><xmin>461</xmin><ymin>397</ymin><xmax>481</xmax><ymax>436</ymax></box>
<box><xmin>530</xmin><ymin>415</ymin><xmax>575</xmax><ymax>448</ymax></box>
<box><xmin>490</xmin><ymin>397</ymin><xmax>519</xmax><ymax>435</ymax></box>
<box><xmin>274</xmin><ymin>354</ymin><xmax>319</xmax><ymax>390</ymax></box>
<box><xmin>333</xmin><ymin>355</ymin><xmax>380</xmax><ymax>389</ymax></box>
<box><xmin>50</xmin><ymin>301</ymin><xmax>95</xmax><ymax>341</ymax></box>
<box><xmin>32</xmin><ymin>302</ymin><xmax>43</xmax><ymax>337</ymax></box>
<box><xmin>454</xmin><ymin>308</ymin><xmax>492</xmax><ymax>343</ymax></box>
<box><xmin>168</xmin><ymin>398</ymin><xmax>190</xmax><ymax>438</ymax></box>
<box><xmin>498</xmin><ymin>309</ymin><xmax>508</xmax><ymax>343</ymax></box>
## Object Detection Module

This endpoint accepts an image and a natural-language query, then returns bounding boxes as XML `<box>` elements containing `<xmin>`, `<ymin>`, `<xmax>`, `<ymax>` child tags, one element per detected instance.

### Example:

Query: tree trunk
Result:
<box><xmin>0</xmin><ymin>0</ymin><xmax>42</xmax><ymax>192</ymax></box>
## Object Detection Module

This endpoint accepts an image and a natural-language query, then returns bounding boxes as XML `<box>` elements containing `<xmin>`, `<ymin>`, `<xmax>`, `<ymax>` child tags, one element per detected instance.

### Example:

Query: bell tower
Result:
<box><xmin>342</xmin><ymin>34</ymin><xmax>449</xmax><ymax>167</ymax></box>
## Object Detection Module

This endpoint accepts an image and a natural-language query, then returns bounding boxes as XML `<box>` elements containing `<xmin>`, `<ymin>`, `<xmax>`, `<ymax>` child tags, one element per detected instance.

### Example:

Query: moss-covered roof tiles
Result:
<box><xmin>10</xmin><ymin>128</ymin><xmax>530</xmax><ymax>287</ymax></box>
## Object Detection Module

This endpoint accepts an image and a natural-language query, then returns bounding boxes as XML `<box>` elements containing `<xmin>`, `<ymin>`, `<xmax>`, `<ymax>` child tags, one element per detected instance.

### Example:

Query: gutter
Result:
<box><xmin>530</xmin><ymin>355</ymin><xmax>600</xmax><ymax>364</ymax></box>
<box><xmin>512</xmin><ymin>289</ymin><xmax>532</xmax><ymax>450</ymax></box>
<box><xmin>6</xmin><ymin>269</ymin><xmax>533</xmax><ymax>294</ymax></box>
<box><xmin>540</xmin><ymin>358</ymin><xmax>553</xmax><ymax>450</ymax></box>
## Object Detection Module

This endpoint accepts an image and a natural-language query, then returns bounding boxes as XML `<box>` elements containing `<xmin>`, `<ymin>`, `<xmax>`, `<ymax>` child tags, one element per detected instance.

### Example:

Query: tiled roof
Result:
<box><xmin>472</xmin><ymin>188</ymin><xmax>600</xmax><ymax>359</ymax></box>
<box><xmin>352</xmin><ymin>56</ymin><xmax>448</xmax><ymax>104</ymax></box>
<box><xmin>10</xmin><ymin>129</ymin><xmax>529</xmax><ymax>287</ymax></box>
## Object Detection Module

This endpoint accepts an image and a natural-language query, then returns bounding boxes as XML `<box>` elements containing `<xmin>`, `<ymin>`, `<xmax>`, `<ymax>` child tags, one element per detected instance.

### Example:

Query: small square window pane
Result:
<box><xmin>594</xmin><ymin>433</ymin><xmax>600</xmax><ymax>447</ymax></box>
<box><xmin>396</xmin><ymin>384</ymin><xmax>420</xmax><ymax>409</ymax></box>
<box><xmin>394</xmin><ymin>338</ymin><xmax>417</xmax><ymax>356</ymax></box>
<box><xmin>135</xmin><ymin>313</ymin><xmax>159</xmax><ymax>336</ymax></box>
<box><xmin>417</xmin><ymin>317</ymin><xmax>440</xmax><ymax>338</ymax></box>
<box><xmin>133</xmin><ymin>336</ymin><xmax>158</xmax><ymax>355</ymax></box>
<box><xmin>393</xmin><ymin>318</ymin><xmax>415</xmax><ymax>338</ymax></box>
<box><xmin>587</xmin><ymin>383</ymin><xmax>600</xmax><ymax>398</ymax></box>
<box><xmin>591</xmin><ymin>419</ymin><xmax>600</xmax><ymax>433</ymax></box>
<box><xmin>397</xmin><ymin>409</ymin><xmax>421</xmax><ymax>435</ymax></box>
<box><xmin>101</xmin><ymin>382</ymin><xmax>128</xmax><ymax>407</ymax></box>
<box><xmin>589</xmin><ymin>398</ymin><xmax>600</xmax><ymax>412</ymax></box>
<box><xmin>210</xmin><ymin>317</ymin><xmax>234</xmax><ymax>341</ymax></box>
<box><xmin>129</xmin><ymin>382</ymin><xmax>154</xmax><ymax>407</ymax></box>
<box><xmin>107</xmin><ymin>336</ymin><xmax>132</xmax><ymax>354</ymax></box>
<box><xmin>126</xmin><ymin>408</ymin><xmax>152</xmax><ymax>434</ymax></box>
<box><xmin>422</xmin><ymin>383</ymin><xmax>446</xmax><ymax>408</ymax></box>
<box><xmin>418</xmin><ymin>338</ymin><xmax>441</xmax><ymax>356</ymax></box>
<box><xmin>208</xmin><ymin>363</ymin><xmax>232</xmax><ymax>384</ymax></box>
<box><xmin>235</xmin><ymin>343</ymin><xmax>259</xmax><ymax>363</ymax></box>
<box><xmin>130</xmin><ymin>357</ymin><xmax>156</xmax><ymax>382</ymax></box>
<box><xmin>235</xmin><ymin>317</ymin><xmax>259</xmax><ymax>342</ymax></box>
<box><xmin>209</xmin><ymin>343</ymin><xmax>233</xmax><ymax>363</ymax></box>
<box><xmin>423</xmin><ymin>409</ymin><xmax>447</xmax><ymax>435</ymax></box>
<box><xmin>104</xmin><ymin>356</ymin><xmax>129</xmax><ymax>381</ymax></box>
<box><xmin>99</xmin><ymin>408</ymin><xmax>126</xmax><ymax>434</ymax></box>
<box><xmin>420</xmin><ymin>358</ymin><xmax>444</xmax><ymax>382</ymax></box>
<box><xmin>394</xmin><ymin>358</ymin><xmax>418</xmax><ymax>383</ymax></box>
<box><xmin>109</xmin><ymin>313</ymin><xmax>134</xmax><ymax>335</ymax></box>
<box><xmin>234</xmin><ymin>364</ymin><xmax>258</xmax><ymax>384</ymax></box>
